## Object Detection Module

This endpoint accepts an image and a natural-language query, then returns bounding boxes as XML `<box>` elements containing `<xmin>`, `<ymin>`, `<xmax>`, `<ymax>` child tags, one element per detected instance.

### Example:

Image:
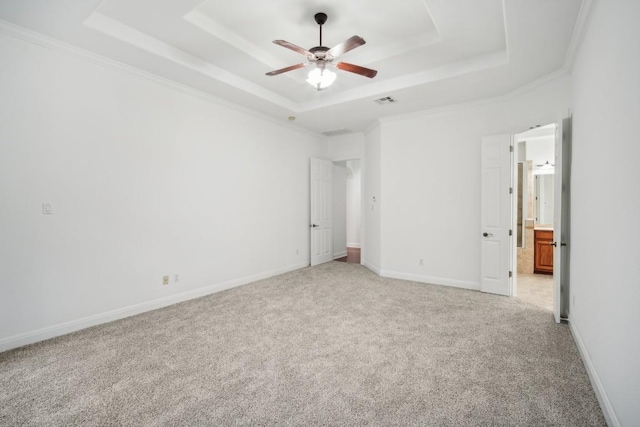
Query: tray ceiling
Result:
<box><xmin>0</xmin><ymin>0</ymin><xmax>583</xmax><ymax>133</ymax></box>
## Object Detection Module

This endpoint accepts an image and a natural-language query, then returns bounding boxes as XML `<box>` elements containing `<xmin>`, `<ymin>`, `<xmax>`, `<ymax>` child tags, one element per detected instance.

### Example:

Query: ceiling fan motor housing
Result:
<box><xmin>314</xmin><ymin>13</ymin><xmax>327</xmax><ymax>26</ymax></box>
<box><xmin>309</xmin><ymin>46</ymin><xmax>329</xmax><ymax>60</ymax></box>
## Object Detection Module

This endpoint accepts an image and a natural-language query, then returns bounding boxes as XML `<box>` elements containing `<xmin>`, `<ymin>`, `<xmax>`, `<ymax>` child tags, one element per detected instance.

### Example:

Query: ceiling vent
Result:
<box><xmin>322</xmin><ymin>129</ymin><xmax>353</xmax><ymax>137</ymax></box>
<box><xmin>374</xmin><ymin>96</ymin><xmax>398</xmax><ymax>105</ymax></box>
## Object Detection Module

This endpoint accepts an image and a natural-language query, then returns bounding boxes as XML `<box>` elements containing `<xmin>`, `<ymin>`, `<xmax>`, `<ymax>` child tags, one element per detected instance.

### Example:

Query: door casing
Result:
<box><xmin>508</xmin><ymin>117</ymin><xmax>570</xmax><ymax>323</ymax></box>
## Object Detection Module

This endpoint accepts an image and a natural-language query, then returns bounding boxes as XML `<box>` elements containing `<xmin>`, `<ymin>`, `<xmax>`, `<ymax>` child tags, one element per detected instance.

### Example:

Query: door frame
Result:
<box><xmin>510</xmin><ymin>116</ymin><xmax>569</xmax><ymax>323</ymax></box>
<box><xmin>329</xmin><ymin>156</ymin><xmax>364</xmax><ymax>265</ymax></box>
<box><xmin>311</xmin><ymin>156</ymin><xmax>365</xmax><ymax>266</ymax></box>
<box><xmin>331</xmin><ymin>156</ymin><xmax>365</xmax><ymax>264</ymax></box>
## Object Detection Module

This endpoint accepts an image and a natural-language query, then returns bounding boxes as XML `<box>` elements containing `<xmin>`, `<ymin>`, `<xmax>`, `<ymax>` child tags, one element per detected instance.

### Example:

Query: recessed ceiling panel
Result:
<box><xmin>0</xmin><ymin>0</ymin><xmax>584</xmax><ymax>132</ymax></box>
<box><xmin>195</xmin><ymin>0</ymin><xmax>439</xmax><ymax>60</ymax></box>
<box><xmin>91</xmin><ymin>0</ymin><xmax>510</xmax><ymax>103</ymax></box>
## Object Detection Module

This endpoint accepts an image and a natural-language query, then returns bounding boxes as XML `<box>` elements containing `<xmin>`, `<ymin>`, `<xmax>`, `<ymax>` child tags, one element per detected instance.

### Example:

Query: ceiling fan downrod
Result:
<box><xmin>315</xmin><ymin>12</ymin><xmax>327</xmax><ymax>47</ymax></box>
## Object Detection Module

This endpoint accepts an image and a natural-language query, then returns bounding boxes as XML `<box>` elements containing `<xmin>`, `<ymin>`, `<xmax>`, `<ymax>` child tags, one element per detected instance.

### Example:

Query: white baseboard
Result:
<box><xmin>346</xmin><ymin>243</ymin><xmax>361</xmax><ymax>248</ymax></box>
<box><xmin>0</xmin><ymin>262</ymin><xmax>308</xmax><ymax>353</ymax></box>
<box><xmin>379</xmin><ymin>269</ymin><xmax>480</xmax><ymax>291</ymax></box>
<box><xmin>569</xmin><ymin>319</ymin><xmax>619</xmax><ymax>427</ymax></box>
<box><xmin>362</xmin><ymin>260</ymin><xmax>380</xmax><ymax>275</ymax></box>
<box><xmin>333</xmin><ymin>251</ymin><xmax>347</xmax><ymax>259</ymax></box>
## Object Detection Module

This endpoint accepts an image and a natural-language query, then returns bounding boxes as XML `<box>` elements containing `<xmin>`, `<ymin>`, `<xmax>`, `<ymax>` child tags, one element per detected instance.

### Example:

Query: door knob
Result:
<box><xmin>482</xmin><ymin>232</ymin><xmax>493</xmax><ymax>237</ymax></box>
<box><xmin>549</xmin><ymin>242</ymin><xmax>557</xmax><ymax>247</ymax></box>
<box><xmin>311</xmin><ymin>224</ymin><xmax>319</xmax><ymax>228</ymax></box>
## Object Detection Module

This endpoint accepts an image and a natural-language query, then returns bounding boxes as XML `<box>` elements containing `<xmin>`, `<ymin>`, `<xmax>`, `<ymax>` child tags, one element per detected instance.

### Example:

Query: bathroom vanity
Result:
<box><xmin>534</xmin><ymin>228</ymin><xmax>554</xmax><ymax>274</ymax></box>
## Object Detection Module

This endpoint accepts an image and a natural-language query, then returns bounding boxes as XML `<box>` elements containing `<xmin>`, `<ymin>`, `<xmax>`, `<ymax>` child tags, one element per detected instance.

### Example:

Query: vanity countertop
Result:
<box><xmin>534</xmin><ymin>226</ymin><xmax>554</xmax><ymax>231</ymax></box>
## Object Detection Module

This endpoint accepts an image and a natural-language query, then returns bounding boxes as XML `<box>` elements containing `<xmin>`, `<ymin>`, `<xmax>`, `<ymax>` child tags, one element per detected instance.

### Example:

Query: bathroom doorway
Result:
<box><xmin>513</xmin><ymin>124</ymin><xmax>556</xmax><ymax>311</ymax></box>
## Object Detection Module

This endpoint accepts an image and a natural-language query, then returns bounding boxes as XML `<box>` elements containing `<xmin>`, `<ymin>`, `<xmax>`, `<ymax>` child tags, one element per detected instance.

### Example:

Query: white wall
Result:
<box><xmin>377</xmin><ymin>76</ymin><xmax>571</xmax><ymax>288</ymax></box>
<box><xmin>332</xmin><ymin>163</ymin><xmax>347</xmax><ymax>258</ymax></box>
<box><xmin>569</xmin><ymin>0</ymin><xmax>640</xmax><ymax>425</ymax></box>
<box><xmin>0</xmin><ymin>33</ymin><xmax>325</xmax><ymax>350</ymax></box>
<box><xmin>346</xmin><ymin>160</ymin><xmax>361</xmax><ymax>247</ymax></box>
<box><xmin>362</xmin><ymin>125</ymin><xmax>381</xmax><ymax>272</ymax></box>
<box><xmin>327</xmin><ymin>133</ymin><xmax>364</xmax><ymax>161</ymax></box>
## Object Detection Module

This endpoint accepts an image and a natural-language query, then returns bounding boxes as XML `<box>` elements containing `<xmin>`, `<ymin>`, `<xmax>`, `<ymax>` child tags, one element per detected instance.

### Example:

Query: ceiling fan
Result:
<box><xmin>265</xmin><ymin>12</ymin><xmax>378</xmax><ymax>90</ymax></box>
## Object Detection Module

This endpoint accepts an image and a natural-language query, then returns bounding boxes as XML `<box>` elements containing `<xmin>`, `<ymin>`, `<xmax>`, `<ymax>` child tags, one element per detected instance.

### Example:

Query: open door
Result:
<box><xmin>552</xmin><ymin>117</ymin><xmax>571</xmax><ymax>323</ymax></box>
<box><xmin>480</xmin><ymin>134</ymin><xmax>513</xmax><ymax>296</ymax></box>
<box><xmin>310</xmin><ymin>157</ymin><xmax>333</xmax><ymax>266</ymax></box>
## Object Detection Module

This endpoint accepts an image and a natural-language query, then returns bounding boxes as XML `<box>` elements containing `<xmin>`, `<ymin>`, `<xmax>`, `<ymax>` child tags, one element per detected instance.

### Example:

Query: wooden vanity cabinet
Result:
<box><xmin>534</xmin><ymin>229</ymin><xmax>554</xmax><ymax>274</ymax></box>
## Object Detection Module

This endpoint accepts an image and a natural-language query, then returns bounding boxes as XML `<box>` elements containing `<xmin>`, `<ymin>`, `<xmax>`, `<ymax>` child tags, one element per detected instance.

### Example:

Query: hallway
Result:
<box><xmin>335</xmin><ymin>247</ymin><xmax>361</xmax><ymax>264</ymax></box>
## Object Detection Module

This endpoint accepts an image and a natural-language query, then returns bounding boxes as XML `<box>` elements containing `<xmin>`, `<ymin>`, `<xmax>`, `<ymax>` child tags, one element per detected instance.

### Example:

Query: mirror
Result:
<box><xmin>517</xmin><ymin>163</ymin><xmax>524</xmax><ymax>247</ymax></box>
<box><xmin>535</xmin><ymin>174</ymin><xmax>554</xmax><ymax>225</ymax></box>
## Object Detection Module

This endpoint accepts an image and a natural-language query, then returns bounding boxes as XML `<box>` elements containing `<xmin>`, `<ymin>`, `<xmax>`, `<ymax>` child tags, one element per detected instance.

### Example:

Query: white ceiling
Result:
<box><xmin>0</xmin><ymin>0</ymin><xmax>584</xmax><ymax>134</ymax></box>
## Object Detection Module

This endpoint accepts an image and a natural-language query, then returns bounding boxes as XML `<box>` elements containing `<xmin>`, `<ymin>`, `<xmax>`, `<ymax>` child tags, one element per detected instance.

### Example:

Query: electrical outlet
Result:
<box><xmin>174</xmin><ymin>274</ymin><xmax>179</xmax><ymax>283</ymax></box>
<box><xmin>163</xmin><ymin>275</ymin><xmax>169</xmax><ymax>285</ymax></box>
<box><xmin>419</xmin><ymin>259</ymin><xmax>424</xmax><ymax>266</ymax></box>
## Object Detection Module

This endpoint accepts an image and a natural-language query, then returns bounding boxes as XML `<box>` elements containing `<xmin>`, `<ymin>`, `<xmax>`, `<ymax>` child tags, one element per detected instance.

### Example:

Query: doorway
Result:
<box><xmin>480</xmin><ymin>117</ymin><xmax>569</xmax><ymax>322</ymax></box>
<box><xmin>513</xmin><ymin>123</ymin><xmax>556</xmax><ymax>311</ymax></box>
<box><xmin>332</xmin><ymin>159</ymin><xmax>362</xmax><ymax>264</ymax></box>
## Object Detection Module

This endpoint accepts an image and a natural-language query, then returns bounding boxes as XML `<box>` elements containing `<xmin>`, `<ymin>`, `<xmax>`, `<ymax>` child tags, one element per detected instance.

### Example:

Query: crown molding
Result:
<box><xmin>1</xmin><ymin>0</ymin><xmax>591</xmax><ymax>139</ymax></box>
<box><xmin>0</xmin><ymin>20</ymin><xmax>323</xmax><ymax>139</ymax></box>
<box><xmin>82</xmin><ymin>12</ymin><xmax>300</xmax><ymax>112</ymax></box>
<box><xmin>378</xmin><ymin>67</ymin><xmax>569</xmax><ymax>125</ymax></box>
<box><xmin>563</xmin><ymin>0</ymin><xmax>598</xmax><ymax>73</ymax></box>
<box><xmin>75</xmin><ymin>7</ymin><xmax>509</xmax><ymax>115</ymax></box>
<box><xmin>375</xmin><ymin>0</ymin><xmax>597</xmax><ymax>127</ymax></box>
<box><xmin>363</xmin><ymin>119</ymin><xmax>382</xmax><ymax>136</ymax></box>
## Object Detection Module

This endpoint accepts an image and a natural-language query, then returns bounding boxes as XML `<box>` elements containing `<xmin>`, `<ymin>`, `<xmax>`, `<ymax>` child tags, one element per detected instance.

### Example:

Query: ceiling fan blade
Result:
<box><xmin>327</xmin><ymin>35</ymin><xmax>365</xmax><ymax>58</ymax></box>
<box><xmin>265</xmin><ymin>63</ymin><xmax>307</xmax><ymax>76</ymax></box>
<box><xmin>335</xmin><ymin>62</ymin><xmax>378</xmax><ymax>78</ymax></box>
<box><xmin>273</xmin><ymin>40</ymin><xmax>313</xmax><ymax>57</ymax></box>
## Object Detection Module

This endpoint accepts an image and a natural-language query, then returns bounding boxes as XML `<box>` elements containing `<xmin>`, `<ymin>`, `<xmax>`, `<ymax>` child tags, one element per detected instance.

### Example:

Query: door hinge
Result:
<box><xmin>510</xmin><ymin>145</ymin><xmax>513</xmax><ymax>152</ymax></box>
<box><xmin>509</xmin><ymin>271</ymin><xmax>513</xmax><ymax>278</ymax></box>
<box><xmin>509</xmin><ymin>187</ymin><xmax>513</xmax><ymax>194</ymax></box>
<box><xmin>509</xmin><ymin>229</ymin><xmax>512</xmax><ymax>236</ymax></box>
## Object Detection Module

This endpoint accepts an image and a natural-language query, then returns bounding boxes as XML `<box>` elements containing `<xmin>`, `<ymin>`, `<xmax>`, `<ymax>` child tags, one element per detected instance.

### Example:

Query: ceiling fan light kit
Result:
<box><xmin>306</xmin><ymin>67</ymin><xmax>337</xmax><ymax>90</ymax></box>
<box><xmin>266</xmin><ymin>12</ymin><xmax>377</xmax><ymax>90</ymax></box>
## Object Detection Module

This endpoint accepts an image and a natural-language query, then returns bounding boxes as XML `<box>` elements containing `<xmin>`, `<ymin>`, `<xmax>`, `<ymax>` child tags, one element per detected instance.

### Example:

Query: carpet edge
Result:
<box><xmin>380</xmin><ymin>269</ymin><xmax>480</xmax><ymax>291</ymax></box>
<box><xmin>0</xmin><ymin>261</ymin><xmax>309</xmax><ymax>353</ymax></box>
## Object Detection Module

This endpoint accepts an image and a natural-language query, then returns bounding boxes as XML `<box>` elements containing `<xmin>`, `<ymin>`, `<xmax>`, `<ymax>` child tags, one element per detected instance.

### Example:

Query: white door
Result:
<box><xmin>310</xmin><ymin>157</ymin><xmax>333</xmax><ymax>266</ymax></box>
<box><xmin>480</xmin><ymin>134</ymin><xmax>513</xmax><ymax>296</ymax></box>
<box><xmin>552</xmin><ymin>118</ymin><xmax>569</xmax><ymax>323</ymax></box>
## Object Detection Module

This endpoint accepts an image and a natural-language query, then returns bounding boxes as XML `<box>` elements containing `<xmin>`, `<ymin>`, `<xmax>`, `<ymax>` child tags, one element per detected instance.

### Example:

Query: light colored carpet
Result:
<box><xmin>1</xmin><ymin>262</ymin><xmax>605</xmax><ymax>426</ymax></box>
